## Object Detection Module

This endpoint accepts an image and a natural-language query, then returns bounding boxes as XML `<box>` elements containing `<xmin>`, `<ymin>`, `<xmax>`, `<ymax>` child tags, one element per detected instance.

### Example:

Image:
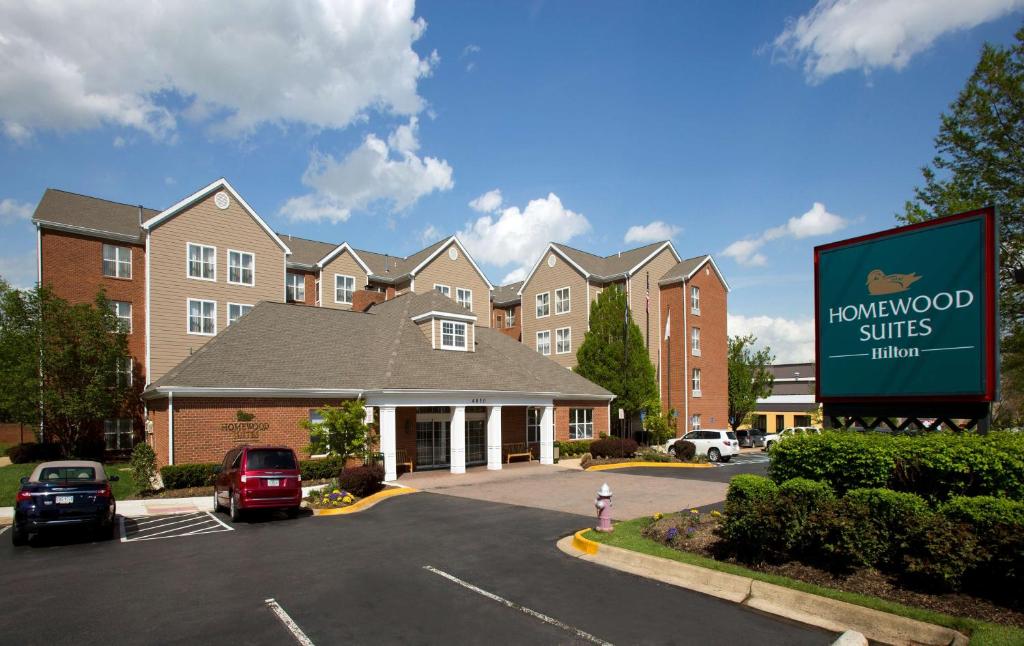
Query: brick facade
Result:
<box><xmin>352</xmin><ymin>289</ymin><xmax>387</xmax><ymax>312</ymax></box>
<box><xmin>492</xmin><ymin>302</ymin><xmax>522</xmax><ymax>341</ymax></box>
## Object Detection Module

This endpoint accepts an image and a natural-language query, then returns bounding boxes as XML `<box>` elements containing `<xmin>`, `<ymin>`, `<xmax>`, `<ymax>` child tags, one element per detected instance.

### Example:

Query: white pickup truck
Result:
<box><xmin>762</xmin><ymin>426</ymin><xmax>821</xmax><ymax>452</ymax></box>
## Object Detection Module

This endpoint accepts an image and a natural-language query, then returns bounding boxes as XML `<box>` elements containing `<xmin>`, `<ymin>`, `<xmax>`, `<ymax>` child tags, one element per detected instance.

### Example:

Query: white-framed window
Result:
<box><xmin>286</xmin><ymin>272</ymin><xmax>305</xmax><ymax>302</ymax></box>
<box><xmin>691</xmin><ymin>414</ymin><xmax>701</xmax><ymax>431</ymax></box>
<box><xmin>526</xmin><ymin>408</ymin><xmax>541</xmax><ymax>444</ymax></box>
<box><xmin>110</xmin><ymin>301</ymin><xmax>132</xmax><ymax>333</ymax></box>
<box><xmin>692</xmin><ymin>367</ymin><xmax>701</xmax><ymax>396</ymax></box>
<box><xmin>227</xmin><ymin>250</ymin><xmax>254</xmax><ymax>286</ymax></box>
<box><xmin>104</xmin><ymin>418</ymin><xmax>134</xmax><ymax>450</ymax></box>
<box><xmin>102</xmin><ymin>244</ymin><xmax>131</xmax><ymax>279</ymax></box>
<box><xmin>434</xmin><ymin>284</ymin><xmax>451</xmax><ymax>297</ymax></box>
<box><xmin>441</xmin><ymin>320</ymin><xmax>467</xmax><ymax>350</ymax></box>
<box><xmin>187</xmin><ymin>243</ymin><xmax>216</xmax><ymax>281</ymax></box>
<box><xmin>335</xmin><ymin>274</ymin><xmax>355</xmax><ymax>304</ymax></box>
<box><xmin>456</xmin><ymin>288</ymin><xmax>473</xmax><ymax>311</ymax></box>
<box><xmin>569</xmin><ymin>408</ymin><xmax>594</xmax><ymax>440</ymax></box>
<box><xmin>555</xmin><ymin>287</ymin><xmax>571</xmax><ymax>314</ymax></box>
<box><xmin>536</xmin><ymin>330</ymin><xmax>551</xmax><ymax>355</ymax></box>
<box><xmin>115</xmin><ymin>356</ymin><xmax>132</xmax><ymax>388</ymax></box>
<box><xmin>555</xmin><ymin>327</ymin><xmax>571</xmax><ymax>354</ymax></box>
<box><xmin>227</xmin><ymin>303</ymin><xmax>253</xmax><ymax>325</ymax></box>
<box><xmin>506</xmin><ymin>308</ymin><xmax>516</xmax><ymax>328</ymax></box>
<box><xmin>691</xmin><ymin>327</ymin><xmax>701</xmax><ymax>356</ymax></box>
<box><xmin>691</xmin><ymin>285</ymin><xmax>700</xmax><ymax>314</ymax></box>
<box><xmin>187</xmin><ymin>299</ymin><xmax>216</xmax><ymax>336</ymax></box>
<box><xmin>536</xmin><ymin>292</ymin><xmax>550</xmax><ymax>318</ymax></box>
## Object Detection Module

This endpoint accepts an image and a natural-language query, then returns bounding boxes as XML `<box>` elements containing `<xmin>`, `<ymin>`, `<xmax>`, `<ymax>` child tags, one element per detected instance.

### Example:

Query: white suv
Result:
<box><xmin>669</xmin><ymin>429</ymin><xmax>740</xmax><ymax>463</ymax></box>
<box><xmin>762</xmin><ymin>426</ymin><xmax>821</xmax><ymax>452</ymax></box>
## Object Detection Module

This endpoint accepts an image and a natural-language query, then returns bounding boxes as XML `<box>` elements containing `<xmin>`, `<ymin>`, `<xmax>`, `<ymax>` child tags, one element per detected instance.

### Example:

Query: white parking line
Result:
<box><xmin>121</xmin><ymin>512</ymin><xmax>233</xmax><ymax>543</ymax></box>
<box><xmin>204</xmin><ymin>510</ymin><xmax>233</xmax><ymax>530</ymax></box>
<box><xmin>423</xmin><ymin>565</ymin><xmax>614</xmax><ymax>645</ymax></box>
<box><xmin>0</xmin><ymin>526</ymin><xmax>9</xmax><ymax>536</ymax></box>
<box><xmin>265</xmin><ymin>598</ymin><xmax>315</xmax><ymax>646</ymax></box>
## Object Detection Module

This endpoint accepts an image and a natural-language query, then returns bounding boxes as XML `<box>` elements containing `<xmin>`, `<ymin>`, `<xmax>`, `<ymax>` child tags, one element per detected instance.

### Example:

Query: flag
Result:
<box><xmin>664</xmin><ymin>307</ymin><xmax>671</xmax><ymax>340</ymax></box>
<box><xmin>645</xmin><ymin>274</ymin><xmax>650</xmax><ymax>313</ymax></box>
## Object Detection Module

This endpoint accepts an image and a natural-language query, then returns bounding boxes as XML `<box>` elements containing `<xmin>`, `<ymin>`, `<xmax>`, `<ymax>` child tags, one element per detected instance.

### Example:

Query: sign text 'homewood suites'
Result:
<box><xmin>815</xmin><ymin>208</ymin><xmax>997</xmax><ymax>401</ymax></box>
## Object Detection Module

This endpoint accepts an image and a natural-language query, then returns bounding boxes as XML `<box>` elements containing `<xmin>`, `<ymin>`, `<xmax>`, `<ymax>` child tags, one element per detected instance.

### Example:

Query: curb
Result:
<box><xmin>557</xmin><ymin>531</ymin><xmax>969</xmax><ymax>646</ymax></box>
<box><xmin>313</xmin><ymin>486</ymin><xmax>417</xmax><ymax>516</ymax></box>
<box><xmin>584</xmin><ymin>461</ymin><xmax>713</xmax><ymax>471</ymax></box>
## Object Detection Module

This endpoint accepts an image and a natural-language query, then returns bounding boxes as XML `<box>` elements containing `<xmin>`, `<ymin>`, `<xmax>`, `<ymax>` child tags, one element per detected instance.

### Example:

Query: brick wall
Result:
<box><xmin>352</xmin><ymin>289</ymin><xmax>386</xmax><ymax>312</ymax></box>
<box><xmin>554</xmin><ymin>400</ymin><xmax>609</xmax><ymax>442</ymax></box>
<box><xmin>492</xmin><ymin>302</ymin><xmax>522</xmax><ymax>341</ymax></box>
<box><xmin>0</xmin><ymin>423</ymin><xmax>33</xmax><ymax>444</ymax></box>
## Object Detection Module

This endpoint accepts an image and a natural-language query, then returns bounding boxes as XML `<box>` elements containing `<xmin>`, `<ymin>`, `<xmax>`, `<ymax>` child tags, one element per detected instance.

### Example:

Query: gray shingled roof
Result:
<box><xmin>279</xmin><ymin>234</ymin><xmax>337</xmax><ymax>268</ymax></box>
<box><xmin>354</xmin><ymin>237</ymin><xmax>450</xmax><ymax>282</ymax></box>
<box><xmin>492</xmin><ymin>282</ymin><xmax>523</xmax><ymax>305</ymax></box>
<box><xmin>658</xmin><ymin>255</ymin><xmax>710</xmax><ymax>285</ymax></box>
<box><xmin>148</xmin><ymin>291</ymin><xmax>611</xmax><ymax>398</ymax></box>
<box><xmin>32</xmin><ymin>189</ymin><xmax>157</xmax><ymax>242</ymax></box>
<box><xmin>552</xmin><ymin>240</ymin><xmax>668</xmax><ymax>280</ymax></box>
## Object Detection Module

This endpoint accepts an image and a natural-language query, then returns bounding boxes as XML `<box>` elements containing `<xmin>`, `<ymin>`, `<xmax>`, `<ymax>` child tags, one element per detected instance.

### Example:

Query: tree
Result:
<box><xmin>576</xmin><ymin>285</ymin><xmax>659</xmax><ymax>432</ymax></box>
<box><xmin>301</xmin><ymin>400</ymin><xmax>373</xmax><ymax>460</ymax></box>
<box><xmin>898</xmin><ymin>25</ymin><xmax>1024</xmax><ymax>424</ymax></box>
<box><xmin>0</xmin><ymin>279</ymin><xmax>40</xmax><ymax>430</ymax></box>
<box><xmin>728</xmin><ymin>334</ymin><xmax>775</xmax><ymax>431</ymax></box>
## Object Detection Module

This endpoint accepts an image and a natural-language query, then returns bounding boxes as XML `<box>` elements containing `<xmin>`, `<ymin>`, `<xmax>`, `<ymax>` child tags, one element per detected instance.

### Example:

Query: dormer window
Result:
<box><xmin>441</xmin><ymin>320</ymin><xmax>467</xmax><ymax>350</ymax></box>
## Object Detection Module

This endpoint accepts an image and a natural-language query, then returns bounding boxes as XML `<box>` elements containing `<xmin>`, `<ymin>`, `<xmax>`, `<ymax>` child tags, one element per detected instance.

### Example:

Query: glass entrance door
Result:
<box><xmin>466</xmin><ymin>420</ymin><xmax>485</xmax><ymax>464</ymax></box>
<box><xmin>416</xmin><ymin>420</ymin><xmax>450</xmax><ymax>468</ymax></box>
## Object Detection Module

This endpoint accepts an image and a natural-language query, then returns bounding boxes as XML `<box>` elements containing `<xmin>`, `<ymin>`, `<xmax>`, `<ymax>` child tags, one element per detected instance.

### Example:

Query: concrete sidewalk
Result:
<box><xmin>0</xmin><ymin>483</ymin><xmax>330</xmax><ymax>524</ymax></box>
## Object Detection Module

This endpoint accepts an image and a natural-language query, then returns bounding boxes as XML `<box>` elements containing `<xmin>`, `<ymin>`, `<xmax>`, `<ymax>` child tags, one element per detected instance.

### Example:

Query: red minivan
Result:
<box><xmin>213</xmin><ymin>445</ymin><xmax>302</xmax><ymax>521</ymax></box>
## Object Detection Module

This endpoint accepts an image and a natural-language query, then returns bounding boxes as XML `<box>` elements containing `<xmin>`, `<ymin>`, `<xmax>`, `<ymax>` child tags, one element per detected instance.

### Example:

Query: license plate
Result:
<box><xmin>267</xmin><ymin>479</ymin><xmax>280</xmax><ymax>487</ymax></box>
<box><xmin>55</xmin><ymin>495</ymin><xmax>74</xmax><ymax>504</ymax></box>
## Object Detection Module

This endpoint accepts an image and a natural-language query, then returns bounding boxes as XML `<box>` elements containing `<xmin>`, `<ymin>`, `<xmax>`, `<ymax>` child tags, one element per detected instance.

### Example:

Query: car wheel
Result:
<box><xmin>668</xmin><ymin>445</ymin><xmax>677</xmax><ymax>457</ymax></box>
<box><xmin>229</xmin><ymin>492</ymin><xmax>242</xmax><ymax>523</ymax></box>
<box><xmin>766</xmin><ymin>441</ymin><xmax>774</xmax><ymax>451</ymax></box>
<box><xmin>212</xmin><ymin>490</ymin><xmax>221</xmax><ymax>513</ymax></box>
<box><xmin>11</xmin><ymin>524</ymin><xmax>27</xmax><ymax>546</ymax></box>
<box><xmin>707</xmin><ymin>448</ymin><xmax>721</xmax><ymax>463</ymax></box>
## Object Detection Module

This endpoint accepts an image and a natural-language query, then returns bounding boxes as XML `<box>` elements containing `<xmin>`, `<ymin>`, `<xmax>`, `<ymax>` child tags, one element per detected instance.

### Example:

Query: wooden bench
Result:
<box><xmin>503</xmin><ymin>442</ymin><xmax>533</xmax><ymax>464</ymax></box>
<box><xmin>396</xmin><ymin>448</ymin><xmax>414</xmax><ymax>473</ymax></box>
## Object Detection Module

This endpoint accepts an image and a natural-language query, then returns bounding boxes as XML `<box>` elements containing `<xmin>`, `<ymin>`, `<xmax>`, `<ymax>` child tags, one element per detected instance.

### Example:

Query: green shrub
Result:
<box><xmin>300</xmin><ymin>456</ymin><xmax>345</xmax><ymax>481</ymax></box>
<box><xmin>768</xmin><ymin>432</ymin><xmax>895</xmax><ymax>493</ymax></box>
<box><xmin>671</xmin><ymin>439</ymin><xmax>696</xmax><ymax>461</ymax></box>
<box><xmin>555</xmin><ymin>440</ymin><xmax>592</xmax><ymax>457</ymax></box>
<box><xmin>719</xmin><ymin>475</ymin><xmax>780</xmax><ymax>560</ymax></box>
<box><xmin>776</xmin><ymin>478</ymin><xmax>835</xmax><ymax>554</ymax></box>
<box><xmin>941</xmin><ymin>496</ymin><xmax>1024</xmax><ymax>590</ymax></box>
<box><xmin>636</xmin><ymin>448</ymin><xmax>673</xmax><ymax>462</ymax></box>
<box><xmin>843</xmin><ymin>488</ymin><xmax>931</xmax><ymax>568</ymax></box>
<box><xmin>129</xmin><ymin>443</ymin><xmax>157</xmax><ymax>491</ymax></box>
<box><xmin>6</xmin><ymin>442</ymin><xmax>62</xmax><ymax>464</ymax></box>
<box><xmin>337</xmin><ymin>464</ymin><xmax>384</xmax><ymax>498</ymax></box>
<box><xmin>159</xmin><ymin>463</ymin><xmax>218</xmax><ymax>489</ymax></box>
<box><xmin>900</xmin><ymin>512</ymin><xmax>978</xmax><ymax>590</ymax></box>
<box><xmin>589</xmin><ymin>438</ymin><xmax>638</xmax><ymax>458</ymax></box>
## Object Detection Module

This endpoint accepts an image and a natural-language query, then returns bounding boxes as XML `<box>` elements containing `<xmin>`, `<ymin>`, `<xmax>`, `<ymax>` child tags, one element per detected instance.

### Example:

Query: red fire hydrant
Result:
<box><xmin>595</xmin><ymin>482</ymin><xmax>613</xmax><ymax>532</ymax></box>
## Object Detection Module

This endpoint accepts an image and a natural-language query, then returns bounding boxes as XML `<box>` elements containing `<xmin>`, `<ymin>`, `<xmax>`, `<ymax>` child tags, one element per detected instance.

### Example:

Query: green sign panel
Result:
<box><xmin>815</xmin><ymin>209</ymin><xmax>997</xmax><ymax>402</ymax></box>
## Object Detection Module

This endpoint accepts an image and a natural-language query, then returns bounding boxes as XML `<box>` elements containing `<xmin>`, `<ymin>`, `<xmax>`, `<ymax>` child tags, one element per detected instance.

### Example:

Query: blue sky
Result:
<box><xmin>1</xmin><ymin>0</ymin><xmax>1022</xmax><ymax>361</ymax></box>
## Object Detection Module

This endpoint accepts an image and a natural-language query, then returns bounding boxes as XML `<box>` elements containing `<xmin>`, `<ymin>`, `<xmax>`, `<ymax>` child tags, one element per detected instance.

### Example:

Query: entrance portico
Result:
<box><xmin>367</xmin><ymin>393</ymin><xmax>557</xmax><ymax>482</ymax></box>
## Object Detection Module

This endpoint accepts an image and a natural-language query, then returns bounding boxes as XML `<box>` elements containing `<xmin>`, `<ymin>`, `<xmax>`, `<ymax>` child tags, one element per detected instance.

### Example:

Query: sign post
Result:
<box><xmin>814</xmin><ymin>207</ymin><xmax>999</xmax><ymax>432</ymax></box>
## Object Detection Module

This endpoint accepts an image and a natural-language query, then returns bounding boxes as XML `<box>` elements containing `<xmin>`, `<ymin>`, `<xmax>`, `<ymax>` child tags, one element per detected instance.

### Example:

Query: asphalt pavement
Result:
<box><xmin>613</xmin><ymin>452</ymin><xmax>771</xmax><ymax>483</ymax></box>
<box><xmin>1</xmin><ymin>488</ymin><xmax>831</xmax><ymax>645</ymax></box>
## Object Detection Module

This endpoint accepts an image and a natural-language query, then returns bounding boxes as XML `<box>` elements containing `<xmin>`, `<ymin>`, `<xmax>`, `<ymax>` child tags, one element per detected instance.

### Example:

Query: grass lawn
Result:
<box><xmin>585</xmin><ymin>518</ymin><xmax>1024</xmax><ymax>646</ymax></box>
<box><xmin>0</xmin><ymin>462</ymin><xmax>139</xmax><ymax>507</ymax></box>
<box><xmin>0</xmin><ymin>441</ymin><xmax>14</xmax><ymax>456</ymax></box>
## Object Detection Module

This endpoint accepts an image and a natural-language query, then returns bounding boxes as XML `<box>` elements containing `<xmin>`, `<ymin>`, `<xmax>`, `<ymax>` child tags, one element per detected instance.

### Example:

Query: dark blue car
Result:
<box><xmin>12</xmin><ymin>460</ymin><xmax>118</xmax><ymax>546</ymax></box>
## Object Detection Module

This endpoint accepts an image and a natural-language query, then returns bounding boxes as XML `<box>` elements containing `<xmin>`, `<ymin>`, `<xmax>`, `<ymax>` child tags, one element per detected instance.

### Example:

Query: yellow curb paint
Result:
<box><xmin>314</xmin><ymin>487</ymin><xmax>418</xmax><ymax>516</ymax></box>
<box><xmin>571</xmin><ymin>529</ymin><xmax>601</xmax><ymax>555</ymax></box>
<box><xmin>585</xmin><ymin>461</ymin><xmax>713</xmax><ymax>471</ymax></box>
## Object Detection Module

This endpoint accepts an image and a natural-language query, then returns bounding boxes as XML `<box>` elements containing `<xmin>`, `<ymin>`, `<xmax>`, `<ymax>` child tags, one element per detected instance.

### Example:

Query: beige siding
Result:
<box><xmin>413</xmin><ymin>240</ymin><xmax>491</xmax><ymax>326</ymax></box>
<box><xmin>628</xmin><ymin>246</ymin><xmax>678</xmax><ymax>369</ymax></box>
<box><xmin>148</xmin><ymin>190</ymin><xmax>286</xmax><ymax>381</ymax></box>
<box><xmin>319</xmin><ymin>249</ymin><xmax>370</xmax><ymax>310</ymax></box>
<box><xmin>418</xmin><ymin>317</ymin><xmax>476</xmax><ymax>352</ymax></box>
<box><xmin>521</xmin><ymin>249</ymin><xmax>588</xmax><ymax>368</ymax></box>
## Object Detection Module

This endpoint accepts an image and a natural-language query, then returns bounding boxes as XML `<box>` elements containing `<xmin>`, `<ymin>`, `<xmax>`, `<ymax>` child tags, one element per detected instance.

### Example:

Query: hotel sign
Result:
<box><xmin>815</xmin><ymin>208</ymin><xmax>998</xmax><ymax>402</ymax></box>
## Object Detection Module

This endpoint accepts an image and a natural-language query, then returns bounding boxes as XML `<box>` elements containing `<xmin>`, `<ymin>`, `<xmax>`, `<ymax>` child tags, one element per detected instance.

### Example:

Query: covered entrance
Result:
<box><xmin>415</xmin><ymin>407</ymin><xmax>487</xmax><ymax>469</ymax></box>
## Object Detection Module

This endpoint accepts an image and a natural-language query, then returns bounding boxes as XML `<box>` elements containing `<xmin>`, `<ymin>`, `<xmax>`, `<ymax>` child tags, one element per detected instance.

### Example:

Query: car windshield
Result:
<box><xmin>246</xmin><ymin>449</ymin><xmax>296</xmax><ymax>470</ymax></box>
<box><xmin>726</xmin><ymin>432</ymin><xmax>737</xmax><ymax>440</ymax></box>
<box><xmin>38</xmin><ymin>466</ymin><xmax>96</xmax><ymax>482</ymax></box>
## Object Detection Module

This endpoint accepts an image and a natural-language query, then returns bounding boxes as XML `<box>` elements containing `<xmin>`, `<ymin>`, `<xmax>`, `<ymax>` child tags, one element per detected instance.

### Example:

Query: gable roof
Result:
<box><xmin>658</xmin><ymin>254</ymin><xmax>730</xmax><ymax>291</ymax></box>
<box><xmin>147</xmin><ymin>292</ymin><xmax>611</xmax><ymax>399</ymax></box>
<box><xmin>32</xmin><ymin>189</ymin><xmax>157</xmax><ymax>243</ymax></box>
<box><xmin>492</xmin><ymin>282</ymin><xmax>523</xmax><ymax>305</ymax></box>
<box><xmin>518</xmin><ymin>240</ymin><xmax>679</xmax><ymax>295</ymax></box>
<box><xmin>141</xmin><ymin>178</ymin><xmax>291</xmax><ymax>255</ymax></box>
<box><xmin>315</xmin><ymin>242</ymin><xmax>373</xmax><ymax>275</ymax></box>
<box><xmin>280</xmin><ymin>234</ymin><xmax>337</xmax><ymax>269</ymax></box>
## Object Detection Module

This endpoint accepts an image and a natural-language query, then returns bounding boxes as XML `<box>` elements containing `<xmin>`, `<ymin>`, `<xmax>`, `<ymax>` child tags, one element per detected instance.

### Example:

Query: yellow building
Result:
<box><xmin>748</xmin><ymin>362</ymin><xmax>820</xmax><ymax>433</ymax></box>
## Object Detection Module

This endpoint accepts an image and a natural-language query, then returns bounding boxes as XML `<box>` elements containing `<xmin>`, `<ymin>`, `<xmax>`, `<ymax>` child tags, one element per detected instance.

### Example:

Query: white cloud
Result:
<box><xmin>722</xmin><ymin>202</ymin><xmax>846</xmax><ymax>266</ymax></box>
<box><xmin>0</xmin><ymin>198</ymin><xmax>33</xmax><ymax>225</ymax></box>
<box><xmin>0</xmin><ymin>0</ymin><xmax>439</xmax><ymax>141</ymax></box>
<box><xmin>458</xmin><ymin>192</ymin><xmax>591</xmax><ymax>284</ymax></box>
<box><xmin>728</xmin><ymin>314</ymin><xmax>815</xmax><ymax>364</ymax></box>
<box><xmin>624</xmin><ymin>220</ymin><xmax>681</xmax><ymax>244</ymax></box>
<box><xmin>468</xmin><ymin>189</ymin><xmax>503</xmax><ymax>213</ymax></box>
<box><xmin>0</xmin><ymin>252</ymin><xmax>37</xmax><ymax>289</ymax></box>
<box><xmin>774</xmin><ymin>0</ymin><xmax>1024</xmax><ymax>83</ymax></box>
<box><xmin>420</xmin><ymin>224</ymin><xmax>441</xmax><ymax>245</ymax></box>
<box><xmin>280</xmin><ymin>118</ymin><xmax>454</xmax><ymax>223</ymax></box>
<box><xmin>112</xmin><ymin>136</ymin><xmax>126</xmax><ymax>148</ymax></box>
<box><xmin>461</xmin><ymin>44</ymin><xmax>481</xmax><ymax>72</ymax></box>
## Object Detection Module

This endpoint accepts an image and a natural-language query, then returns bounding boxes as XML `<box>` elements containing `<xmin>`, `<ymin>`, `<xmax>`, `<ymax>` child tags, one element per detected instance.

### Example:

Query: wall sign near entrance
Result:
<box><xmin>814</xmin><ymin>207</ymin><xmax>998</xmax><ymax>402</ymax></box>
<box><xmin>221</xmin><ymin>421</ymin><xmax>269</xmax><ymax>441</ymax></box>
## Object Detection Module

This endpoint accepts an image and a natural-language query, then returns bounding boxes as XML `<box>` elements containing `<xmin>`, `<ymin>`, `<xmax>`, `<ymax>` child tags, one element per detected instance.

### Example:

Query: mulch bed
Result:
<box><xmin>643</xmin><ymin>513</ymin><xmax>1024</xmax><ymax>628</ymax></box>
<box><xmin>129</xmin><ymin>478</ymin><xmax>335</xmax><ymax>500</ymax></box>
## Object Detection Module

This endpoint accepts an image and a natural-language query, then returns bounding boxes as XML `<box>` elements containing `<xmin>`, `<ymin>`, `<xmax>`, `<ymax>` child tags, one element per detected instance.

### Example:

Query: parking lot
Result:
<box><xmin>0</xmin><ymin>491</ymin><xmax>832</xmax><ymax>645</ymax></box>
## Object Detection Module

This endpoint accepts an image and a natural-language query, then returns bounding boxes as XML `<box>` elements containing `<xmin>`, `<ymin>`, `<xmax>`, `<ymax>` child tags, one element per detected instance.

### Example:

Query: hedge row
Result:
<box><xmin>555</xmin><ymin>440</ymin><xmax>592</xmax><ymax>457</ymax></box>
<box><xmin>768</xmin><ymin>431</ymin><xmax>1024</xmax><ymax>501</ymax></box>
<box><xmin>6</xmin><ymin>442</ymin><xmax>63</xmax><ymax>464</ymax></box>
<box><xmin>158</xmin><ymin>456</ymin><xmax>352</xmax><ymax>490</ymax></box>
<box><xmin>589</xmin><ymin>438</ymin><xmax>638</xmax><ymax>458</ymax></box>
<box><xmin>720</xmin><ymin>474</ymin><xmax>1024</xmax><ymax>594</ymax></box>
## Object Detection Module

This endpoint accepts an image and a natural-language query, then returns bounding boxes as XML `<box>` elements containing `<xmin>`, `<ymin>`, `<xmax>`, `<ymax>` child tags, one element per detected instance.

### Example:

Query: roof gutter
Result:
<box><xmin>33</xmin><ymin>219</ymin><xmax>143</xmax><ymax>244</ymax></box>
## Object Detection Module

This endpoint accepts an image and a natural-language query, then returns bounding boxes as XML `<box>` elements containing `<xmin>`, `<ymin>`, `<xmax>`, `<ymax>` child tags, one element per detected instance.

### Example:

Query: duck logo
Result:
<box><xmin>866</xmin><ymin>269</ymin><xmax>921</xmax><ymax>296</ymax></box>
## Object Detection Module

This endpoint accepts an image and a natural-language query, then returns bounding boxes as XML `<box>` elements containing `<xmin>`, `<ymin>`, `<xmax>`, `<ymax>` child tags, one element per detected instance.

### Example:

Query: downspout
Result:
<box><xmin>36</xmin><ymin>223</ymin><xmax>43</xmax><ymax>441</ymax></box>
<box><xmin>168</xmin><ymin>391</ymin><xmax>175</xmax><ymax>466</ymax></box>
<box><xmin>683</xmin><ymin>280</ymin><xmax>689</xmax><ymax>435</ymax></box>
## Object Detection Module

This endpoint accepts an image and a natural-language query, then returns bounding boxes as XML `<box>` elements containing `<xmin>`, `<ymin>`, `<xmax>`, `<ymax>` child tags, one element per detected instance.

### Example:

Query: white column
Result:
<box><xmin>364</xmin><ymin>405</ymin><xmax>374</xmax><ymax>426</ymax></box>
<box><xmin>379</xmin><ymin>406</ymin><xmax>397</xmax><ymax>482</ymax></box>
<box><xmin>540</xmin><ymin>405</ymin><xmax>554</xmax><ymax>465</ymax></box>
<box><xmin>450</xmin><ymin>405</ymin><xmax>466</xmax><ymax>474</ymax></box>
<box><xmin>487</xmin><ymin>406</ymin><xmax>503</xmax><ymax>470</ymax></box>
